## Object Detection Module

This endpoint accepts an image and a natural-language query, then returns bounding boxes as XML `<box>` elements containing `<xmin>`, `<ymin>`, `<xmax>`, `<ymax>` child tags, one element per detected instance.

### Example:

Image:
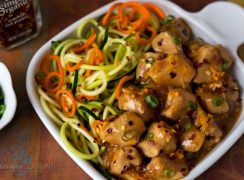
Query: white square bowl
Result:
<box><xmin>26</xmin><ymin>1</ymin><xmax>244</xmax><ymax>179</ymax></box>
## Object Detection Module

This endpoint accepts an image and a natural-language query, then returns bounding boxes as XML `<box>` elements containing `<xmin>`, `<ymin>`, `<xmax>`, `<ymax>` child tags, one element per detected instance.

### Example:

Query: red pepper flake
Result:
<box><xmin>106</xmin><ymin>128</ymin><xmax>113</xmax><ymax>134</ymax></box>
<box><xmin>128</xmin><ymin>149</ymin><xmax>133</xmax><ymax>153</ymax></box>
<box><xmin>169</xmin><ymin>72</ymin><xmax>177</xmax><ymax>79</ymax></box>
<box><xmin>92</xmin><ymin>108</ymin><xmax>98</xmax><ymax>112</ymax></box>
<box><xmin>181</xmin><ymin>168</ymin><xmax>187</xmax><ymax>172</ymax></box>
<box><xmin>128</xmin><ymin>120</ymin><xmax>133</xmax><ymax>126</ymax></box>
<box><xmin>127</xmin><ymin>155</ymin><xmax>134</xmax><ymax>160</ymax></box>
<box><xmin>149</xmin><ymin>140</ymin><xmax>155</xmax><ymax>145</ymax></box>
<box><xmin>191</xmin><ymin>110</ymin><xmax>198</xmax><ymax>120</ymax></box>
<box><xmin>157</xmin><ymin>39</ymin><xmax>163</xmax><ymax>46</ymax></box>
<box><xmin>189</xmin><ymin>133</ymin><xmax>196</xmax><ymax>140</ymax></box>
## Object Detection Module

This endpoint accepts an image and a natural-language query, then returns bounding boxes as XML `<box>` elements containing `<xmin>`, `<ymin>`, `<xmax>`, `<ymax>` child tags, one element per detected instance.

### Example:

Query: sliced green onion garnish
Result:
<box><xmin>99</xmin><ymin>26</ymin><xmax>109</xmax><ymax>50</ymax></box>
<box><xmin>185</xmin><ymin>152</ymin><xmax>194</xmax><ymax>159</ymax></box>
<box><xmin>122</xmin><ymin>130</ymin><xmax>136</xmax><ymax>141</ymax></box>
<box><xmin>145</xmin><ymin>131</ymin><xmax>154</xmax><ymax>139</ymax></box>
<box><xmin>78</xmin><ymin>106</ymin><xmax>98</xmax><ymax>120</ymax></box>
<box><xmin>183</xmin><ymin>121</ymin><xmax>192</xmax><ymax>131</ymax></box>
<box><xmin>222</xmin><ymin>59</ymin><xmax>229</xmax><ymax>71</ymax></box>
<box><xmin>51</xmin><ymin>41</ymin><xmax>61</xmax><ymax>53</ymax></box>
<box><xmin>172</xmin><ymin>36</ymin><xmax>181</xmax><ymax>45</ymax></box>
<box><xmin>72</xmin><ymin>70</ymin><xmax>78</xmax><ymax>95</ymax></box>
<box><xmin>212</xmin><ymin>96</ymin><xmax>225</xmax><ymax>106</ymax></box>
<box><xmin>188</xmin><ymin>101</ymin><xmax>196</xmax><ymax>110</ymax></box>
<box><xmin>145</xmin><ymin>95</ymin><xmax>159</xmax><ymax>108</ymax></box>
<box><xmin>162</xmin><ymin>168</ymin><xmax>176</xmax><ymax>178</ymax></box>
<box><xmin>162</xmin><ymin>15</ymin><xmax>175</xmax><ymax>25</ymax></box>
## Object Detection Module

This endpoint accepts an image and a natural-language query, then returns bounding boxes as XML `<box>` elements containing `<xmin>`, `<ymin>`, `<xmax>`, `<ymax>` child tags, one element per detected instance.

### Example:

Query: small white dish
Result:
<box><xmin>26</xmin><ymin>0</ymin><xmax>244</xmax><ymax>179</ymax></box>
<box><xmin>0</xmin><ymin>62</ymin><xmax>17</xmax><ymax>130</ymax></box>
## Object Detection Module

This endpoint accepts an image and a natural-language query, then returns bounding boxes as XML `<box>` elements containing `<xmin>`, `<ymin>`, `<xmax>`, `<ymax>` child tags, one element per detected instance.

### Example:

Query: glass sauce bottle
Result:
<box><xmin>0</xmin><ymin>0</ymin><xmax>42</xmax><ymax>49</ymax></box>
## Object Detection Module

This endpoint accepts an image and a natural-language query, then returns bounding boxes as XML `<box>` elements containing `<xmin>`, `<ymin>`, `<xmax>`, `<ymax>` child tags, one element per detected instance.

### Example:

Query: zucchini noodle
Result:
<box><xmin>37</xmin><ymin>86</ymin><xmax>60</xmax><ymax>108</ymax></box>
<box><xmin>60</xmin><ymin>39</ymin><xmax>83</xmax><ymax>67</ymax></box>
<box><xmin>102</xmin><ymin>105</ymin><xmax>118</xmax><ymax>120</ymax></box>
<box><xmin>40</xmin><ymin>96</ymin><xmax>63</xmax><ymax>126</ymax></box>
<box><xmin>80</xmin><ymin>70</ymin><xmax>107</xmax><ymax>96</ymax></box>
<box><xmin>61</xmin><ymin>122</ymin><xmax>99</xmax><ymax>159</ymax></box>
<box><xmin>35</xmin><ymin>11</ymin><xmax>153</xmax><ymax>171</ymax></box>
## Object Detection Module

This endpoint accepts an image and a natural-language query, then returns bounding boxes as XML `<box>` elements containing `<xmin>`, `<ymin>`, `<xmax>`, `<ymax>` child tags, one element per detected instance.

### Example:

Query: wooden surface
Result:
<box><xmin>0</xmin><ymin>0</ymin><xmax>243</xmax><ymax>179</ymax></box>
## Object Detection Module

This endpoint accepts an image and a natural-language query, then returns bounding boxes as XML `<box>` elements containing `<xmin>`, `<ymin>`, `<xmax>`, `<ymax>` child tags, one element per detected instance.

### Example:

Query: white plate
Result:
<box><xmin>26</xmin><ymin>0</ymin><xmax>244</xmax><ymax>179</ymax></box>
<box><xmin>0</xmin><ymin>62</ymin><xmax>17</xmax><ymax>130</ymax></box>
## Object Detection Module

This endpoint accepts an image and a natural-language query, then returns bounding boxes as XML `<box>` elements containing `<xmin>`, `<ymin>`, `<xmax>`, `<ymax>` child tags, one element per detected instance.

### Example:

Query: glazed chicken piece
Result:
<box><xmin>193</xmin><ymin>63</ymin><xmax>224</xmax><ymax>84</ymax></box>
<box><xmin>190</xmin><ymin>45</ymin><xmax>221</xmax><ymax>84</ymax></box>
<box><xmin>180</xmin><ymin>127</ymin><xmax>205</xmax><ymax>152</ymax></box>
<box><xmin>109</xmin><ymin>146</ymin><xmax>142</xmax><ymax>176</ymax></box>
<box><xmin>215</xmin><ymin>44</ymin><xmax>233</xmax><ymax>71</ymax></box>
<box><xmin>194</xmin><ymin>107</ymin><xmax>223</xmax><ymax>145</ymax></box>
<box><xmin>162</xmin><ymin>88</ymin><xmax>197</xmax><ymax>120</ymax></box>
<box><xmin>147</xmin><ymin>54</ymin><xmax>196</xmax><ymax>88</ymax></box>
<box><xmin>118</xmin><ymin>86</ymin><xmax>156</xmax><ymax>122</ymax></box>
<box><xmin>197</xmin><ymin>88</ymin><xmax>229</xmax><ymax>114</ymax></box>
<box><xmin>204</xmin><ymin>118</ymin><xmax>223</xmax><ymax>147</ymax></box>
<box><xmin>101</xmin><ymin>146</ymin><xmax>144</xmax><ymax>179</ymax></box>
<box><xmin>190</xmin><ymin>45</ymin><xmax>222</xmax><ymax>71</ymax></box>
<box><xmin>137</xmin><ymin>121</ymin><xmax>177</xmax><ymax>158</ymax></box>
<box><xmin>95</xmin><ymin>112</ymin><xmax>146</xmax><ymax>146</ymax></box>
<box><xmin>136</xmin><ymin>52</ymin><xmax>161</xmax><ymax>82</ymax></box>
<box><xmin>224</xmin><ymin>75</ymin><xmax>239</xmax><ymax>103</ymax></box>
<box><xmin>160</xmin><ymin>18</ymin><xmax>193</xmax><ymax>44</ymax></box>
<box><xmin>191</xmin><ymin>44</ymin><xmax>233</xmax><ymax>84</ymax></box>
<box><xmin>186</xmin><ymin>38</ymin><xmax>207</xmax><ymax>57</ymax></box>
<box><xmin>146</xmin><ymin>156</ymin><xmax>188</xmax><ymax>180</ymax></box>
<box><xmin>152</xmin><ymin>31</ymin><xmax>182</xmax><ymax>55</ymax></box>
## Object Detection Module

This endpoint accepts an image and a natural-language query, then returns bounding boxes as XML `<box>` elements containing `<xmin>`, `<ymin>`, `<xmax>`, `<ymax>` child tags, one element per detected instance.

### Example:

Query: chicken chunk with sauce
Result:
<box><xmin>95</xmin><ymin>112</ymin><xmax>146</xmax><ymax>146</ymax></box>
<box><xmin>152</xmin><ymin>31</ymin><xmax>182</xmax><ymax>55</ymax></box>
<box><xmin>197</xmin><ymin>88</ymin><xmax>229</xmax><ymax>114</ymax></box>
<box><xmin>190</xmin><ymin>44</ymin><xmax>233</xmax><ymax>84</ymax></box>
<box><xmin>118</xmin><ymin>86</ymin><xmax>156</xmax><ymax>122</ymax></box>
<box><xmin>146</xmin><ymin>156</ymin><xmax>188</xmax><ymax>180</ymax></box>
<box><xmin>224</xmin><ymin>75</ymin><xmax>239</xmax><ymax>104</ymax></box>
<box><xmin>191</xmin><ymin>45</ymin><xmax>222</xmax><ymax>70</ymax></box>
<box><xmin>186</xmin><ymin>38</ymin><xmax>207</xmax><ymax>57</ymax></box>
<box><xmin>162</xmin><ymin>88</ymin><xmax>197</xmax><ymax>120</ymax></box>
<box><xmin>160</xmin><ymin>17</ymin><xmax>193</xmax><ymax>44</ymax></box>
<box><xmin>180</xmin><ymin>127</ymin><xmax>205</xmax><ymax>152</ymax></box>
<box><xmin>193</xmin><ymin>107</ymin><xmax>223</xmax><ymax>146</ymax></box>
<box><xmin>204</xmin><ymin>118</ymin><xmax>223</xmax><ymax>145</ymax></box>
<box><xmin>136</xmin><ymin>52</ymin><xmax>161</xmax><ymax>82</ymax></box>
<box><xmin>215</xmin><ymin>44</ymin><xmax>233</xmax><ymax>71</ymax></box>
<box><xmin>137</xmin><ymin>121</ymin><xmax>177</xmax><ymax>158</ymax></box>
<box><xmin>193</xmin><ymin>63</ymin><xmax>224</xmax><ymax>84</ymax></box>
<box><xmin>147</xmin><ymin>54</ymin><xmax>196</xmax><ymax>88</ymax></box>
<box><xmin>109</xmin><ymin>146</ymin><xmax>142</xmax><ymax>175</ymax></box>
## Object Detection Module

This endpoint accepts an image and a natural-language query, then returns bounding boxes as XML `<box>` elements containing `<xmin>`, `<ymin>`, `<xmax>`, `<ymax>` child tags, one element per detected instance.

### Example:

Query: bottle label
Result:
<box><xmin>0</xmin><ymin>0</ymin><xmax>38</xmax><ymax>48</ymax></box>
